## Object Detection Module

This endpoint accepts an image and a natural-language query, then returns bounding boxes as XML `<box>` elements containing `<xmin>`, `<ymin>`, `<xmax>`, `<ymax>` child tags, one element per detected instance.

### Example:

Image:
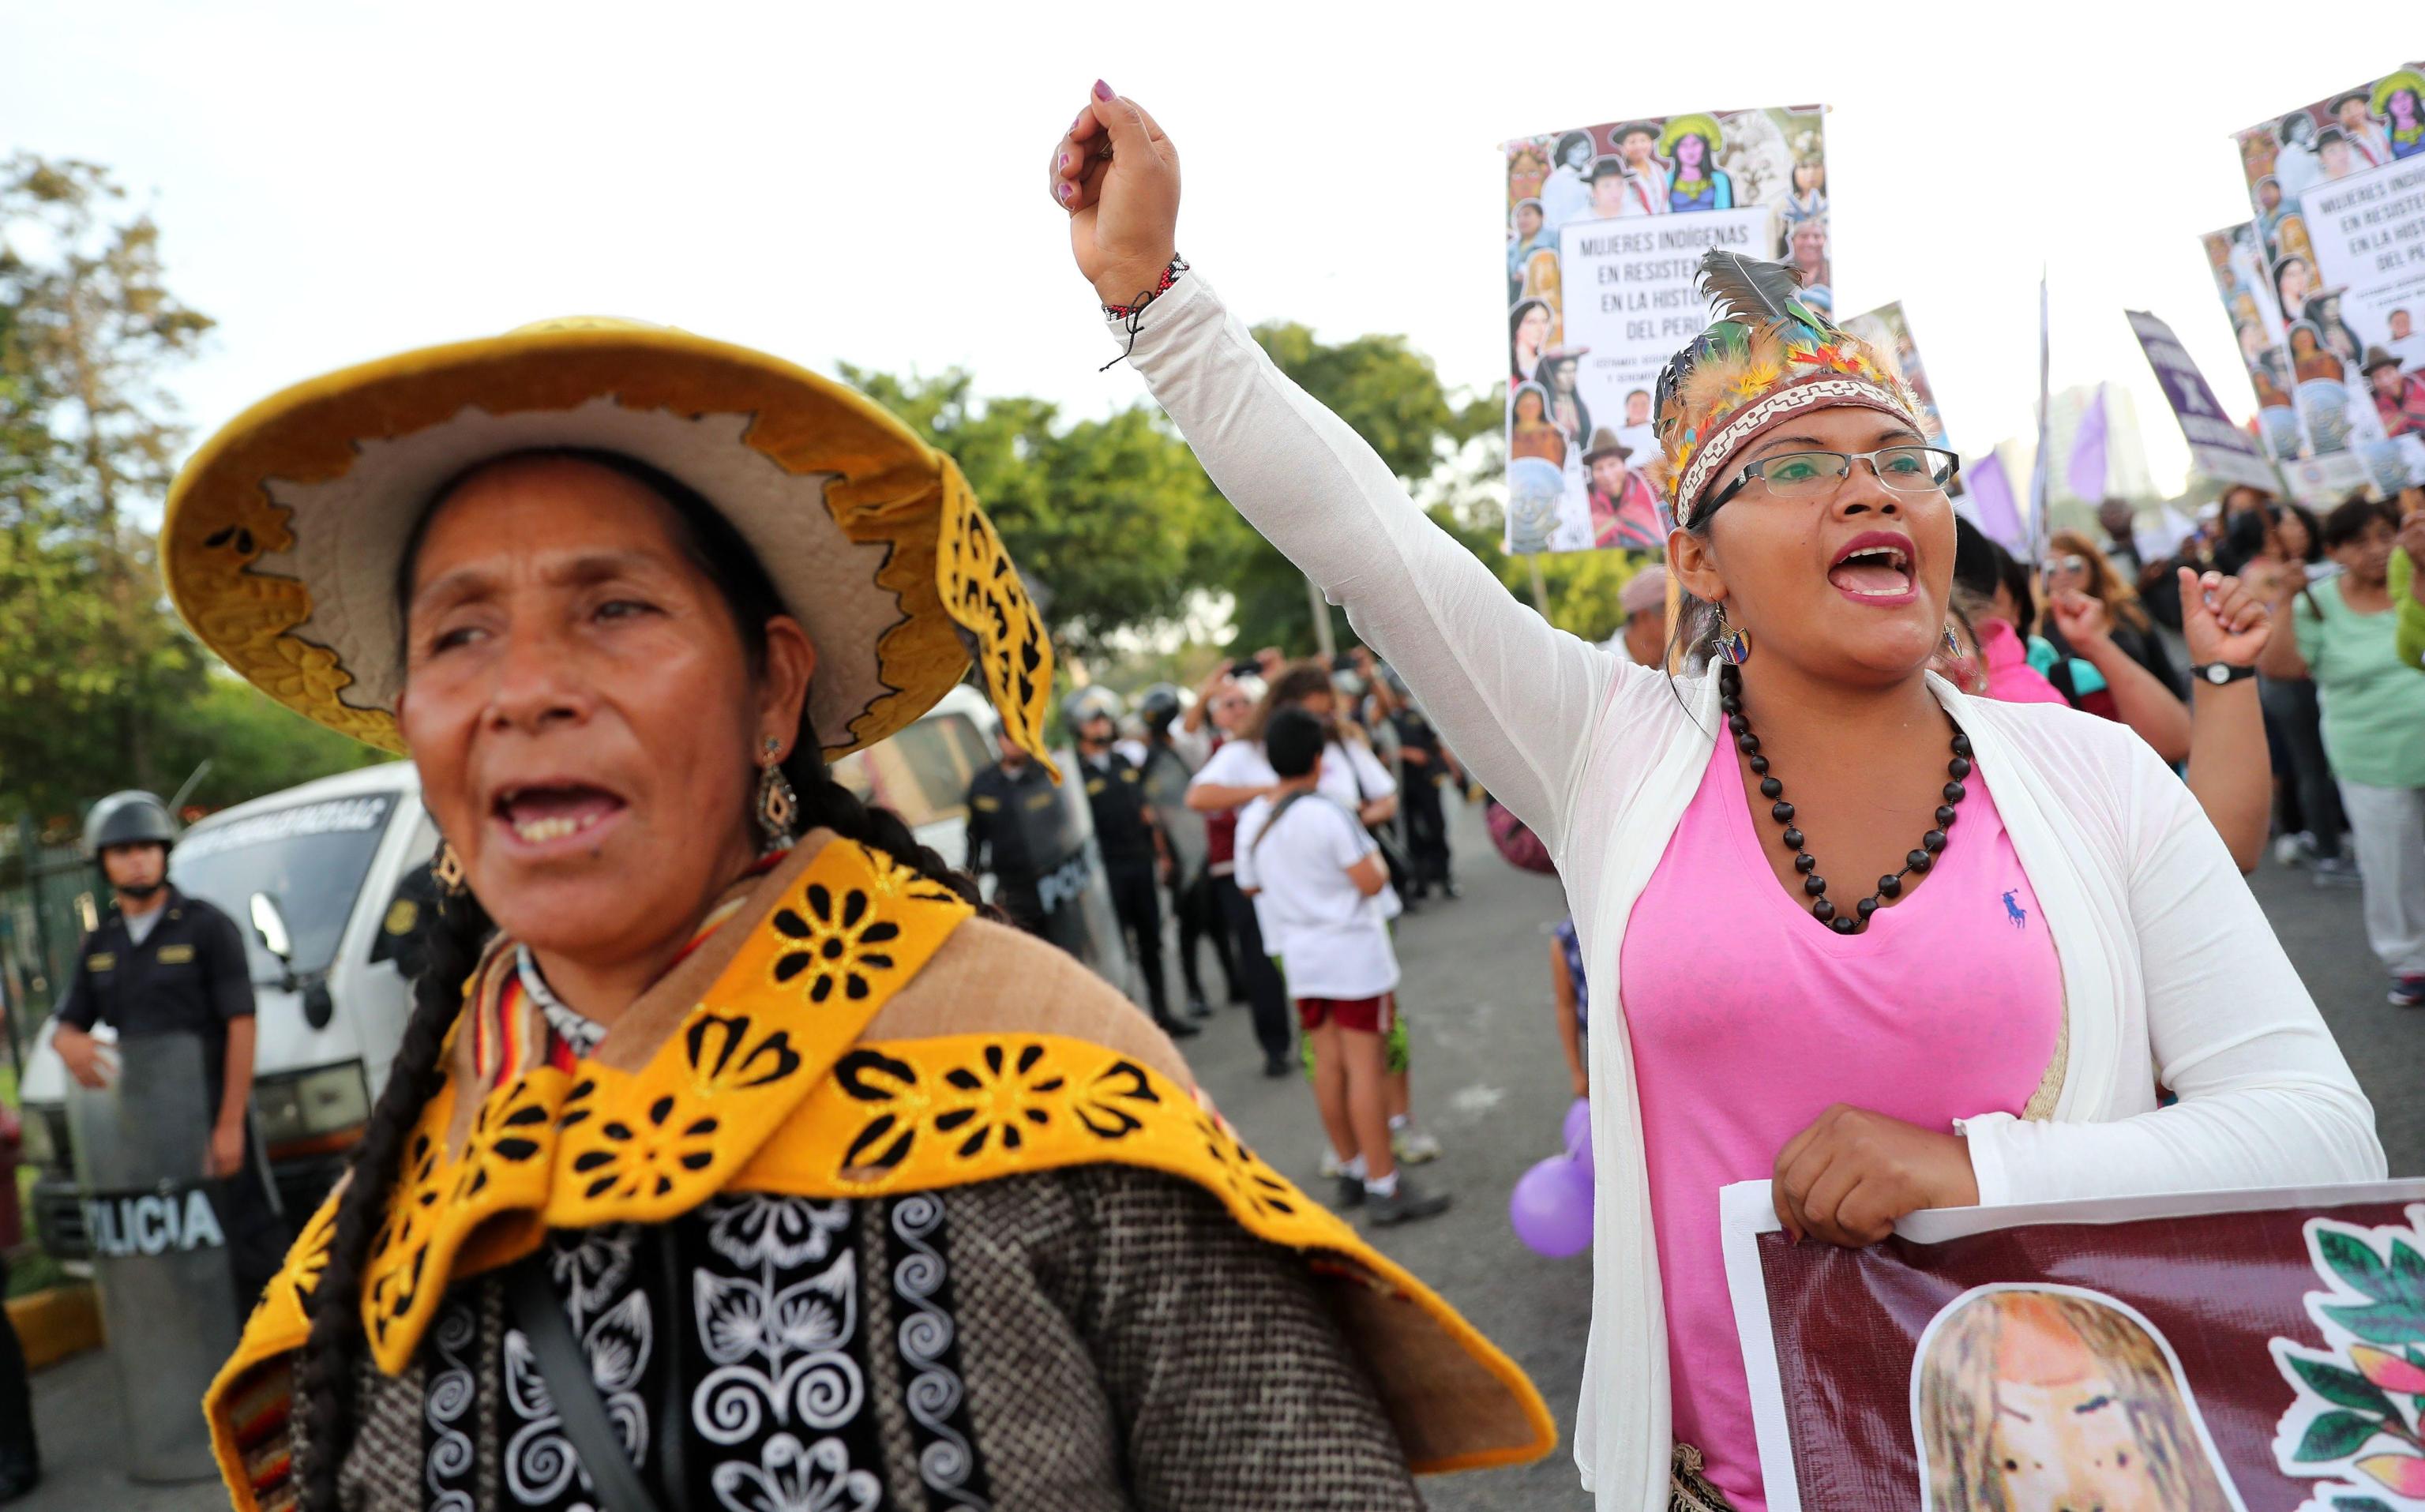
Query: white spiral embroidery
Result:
<box><xmin>892</xmin><ymin>1194</ymin><xmax>989</xmax><ymax>1508</ymax></box>
<box><xmin>505</xmin><ymin>1412</ymin><xmax>580</xmax><ymax>1505</ymax></box>
<box><xmin>693</xmin><ymin>1363</ymin><xmax>770</xmax><ymax>1447</ymax></box>
<box><xmin>424</xmin><ymin>1299</ymin><xmax>477</xmax><ymax>1510</ymax></box>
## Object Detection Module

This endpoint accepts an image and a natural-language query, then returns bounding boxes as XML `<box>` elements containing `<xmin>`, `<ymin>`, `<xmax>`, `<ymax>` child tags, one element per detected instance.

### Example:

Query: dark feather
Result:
<box><xmin>1696</xmin><ymin>250</ymin><xmax>1821</xmax><ymax>330</ymax></box>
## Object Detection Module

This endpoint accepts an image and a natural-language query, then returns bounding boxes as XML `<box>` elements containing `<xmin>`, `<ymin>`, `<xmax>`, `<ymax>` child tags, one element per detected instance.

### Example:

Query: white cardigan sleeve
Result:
<box><xmin>1112</xmin><ymin>274</ymin><xmax>1627</xmax><ymax>854</ymax></box>
<box><xmin>1960</xmin><ymin>740</ymin><xmax>2386</xmax><ymax>1204</ymax></box>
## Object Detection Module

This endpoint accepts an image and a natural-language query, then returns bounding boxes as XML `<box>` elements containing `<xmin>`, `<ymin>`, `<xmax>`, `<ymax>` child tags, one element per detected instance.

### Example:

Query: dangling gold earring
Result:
<box><xmin>431</xmin><ymin>839</ymin><xmax>467</xmax><ymax>897</ymax></box>
<box><xmin>756</xmin><ymin>737</ymin><xmax>799</xmax><ymax>854</ymax></box>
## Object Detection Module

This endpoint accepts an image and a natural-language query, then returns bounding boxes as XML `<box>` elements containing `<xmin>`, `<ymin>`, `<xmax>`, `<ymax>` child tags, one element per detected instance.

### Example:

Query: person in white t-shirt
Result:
<box><xmin>1236</xmin><ymin>708</ymin><xmax>1450</xmax><ymax>1225</ymax></box>
<box><xmin>1188</xmin><ymin>660</ymin><xmax>1444</xmax><ymax>1162</ymax></box>
<box><xmin>1188</xmin><ymin>661</ymin><xmax>1399</xmax><ymax>820</ymax></box>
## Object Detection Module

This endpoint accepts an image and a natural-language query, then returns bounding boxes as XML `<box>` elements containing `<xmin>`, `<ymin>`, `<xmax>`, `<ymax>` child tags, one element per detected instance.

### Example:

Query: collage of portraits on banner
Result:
<box><xmin>2203</xmin><ymin>62</ymin><xmax>2425</xmax><ymax>505</ymax></box>
<box><xmin>1501</xmin><ymin>106</ymin><xmax>1829</xmax><ymax>556</ymax></box>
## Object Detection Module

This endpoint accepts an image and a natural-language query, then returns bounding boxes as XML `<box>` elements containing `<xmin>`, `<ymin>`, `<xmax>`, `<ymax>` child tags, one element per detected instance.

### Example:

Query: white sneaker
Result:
<box><xmin>1392</xmin><ymin>1126</ymin><xmax>1443</xmax><ymax>1164</ymax></box>
<box><xmin>2311</xmin><ymin>856</ymin><xmax>2363</xmax><ymax>889</ymax></box>
<box><xmin>2273</xmin><ymin>833</ymin><xmax>2307</xmax><ymax>868</ymax></box>
<box><xmin>1319</xmin><ymin>1148</ymin><xmax>1345</xmax><ymax>1180</ymax></box>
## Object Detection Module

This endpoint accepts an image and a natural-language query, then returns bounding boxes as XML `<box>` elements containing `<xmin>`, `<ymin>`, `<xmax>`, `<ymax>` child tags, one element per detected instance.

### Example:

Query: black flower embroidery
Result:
<box><xmin>1195</xmin><ymin>1112</ymin><xmax>1298</xmax><ymax>1221</ymax></box>
<box><xmin>932</xmin><ymin>1042</ymin><xmax>1061</xmax><ymax>1160</ymax></box>
<box><xmin>771</xmin><ymin>883</ymin><xmax>902</xmax><ymax>1004</ymax></box>
<box><xmin>836</xmin><ymin>1049</ymin><xmax>920</xmax><ymax>1176</ymax></box>
<box><xmin>680</xmin><ymin>1012</ymin><xmax>802</xmax><ymax>1094</ymax></box>
<box><xmin>450</xmin><ymin>1081</ymin><xmax>552</xmax><ymax>1202</ymax></box>
<box><xmin>565</xmin><ymin>1092</ymin><xmax>722</xmax><ymax>1201</ymax></box>
<box><xmin>1072</xmin><ymin>1059</ymin><xmax>1160</xmax><ymax>1141</ymax></box>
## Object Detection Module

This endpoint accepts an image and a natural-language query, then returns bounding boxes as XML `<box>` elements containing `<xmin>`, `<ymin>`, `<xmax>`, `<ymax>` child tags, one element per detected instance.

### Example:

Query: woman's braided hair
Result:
<box><xmin>291</xmin><ymin>448</ymin><xmax>978</xmax><ymax>1506</ymax></box>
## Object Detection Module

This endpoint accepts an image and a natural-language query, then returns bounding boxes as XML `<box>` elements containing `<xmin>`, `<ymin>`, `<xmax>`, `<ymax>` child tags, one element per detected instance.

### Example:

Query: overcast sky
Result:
<box><xmin>13</xmin><ymin>2</ymin><xmax>2406</xmax><ymax>505</ymax></box>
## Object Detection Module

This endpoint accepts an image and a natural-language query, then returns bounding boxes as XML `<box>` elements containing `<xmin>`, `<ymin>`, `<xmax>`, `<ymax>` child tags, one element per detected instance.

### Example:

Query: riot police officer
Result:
<box><xmin>48</xmin><ymin>791</ymin><xmax>287</xmax><ymax>1312</ymax></box>
<box><xmin>1068</xmin><ymin>689</ymin><xmax>1197</xmax><ymax>1040</ymax></box>
<box><xmin>1135</xmin><ymin>683</ymin><xmax>1231</xmax><ymax>1016</ymax></box>
<box><xmin>965</xmin><ymin>730</ymin><xmax>1066</xmax><ymax>936</ymax></box>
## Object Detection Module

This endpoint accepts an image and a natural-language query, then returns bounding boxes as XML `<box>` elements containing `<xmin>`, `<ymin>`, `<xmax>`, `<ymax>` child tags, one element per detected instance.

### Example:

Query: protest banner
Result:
<box><xmin>2126</xmin><ymin>309</ymin><xmax>2282</xmax><ymax>492</ymax></box>
<box><xmin>1721</xmin><ymin>1178</ymin><xmax>2425</xmax><ymax>1512</ymax></box>
<box><xmin>2232</xmin><ymin>63</ymin><xmax>2425</xmax><ymax>500</ymax></box>
<box><xmin>1503</xmin><ymin>105</ymin><xmax>1826</xmax><ymax>553</ymax></box>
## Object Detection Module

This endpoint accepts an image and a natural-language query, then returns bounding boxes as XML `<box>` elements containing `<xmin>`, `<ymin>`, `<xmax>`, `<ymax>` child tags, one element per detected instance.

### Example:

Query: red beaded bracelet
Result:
<box><xmin>1102</xmin><ymin>255</ymin><xmax>1190</xmax><ymax>320</ymax></box>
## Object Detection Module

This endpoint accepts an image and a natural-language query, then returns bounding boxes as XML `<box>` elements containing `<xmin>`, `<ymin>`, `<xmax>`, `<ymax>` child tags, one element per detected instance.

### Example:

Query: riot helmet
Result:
<box><xmin>1137</xmin><ymin>683</ymin><xmax>1184</xmax><ymax>735</ymax></box>
<box><xmin>84</xmin><ymin>790</ymin><xmax>178</xmax><ymax>858</ymax></box>
<box><xmin>84</xmin><ymin>790</ymin><xmax>178</xmax><ymax>901</ymax></box>
<box><xmin>1062</xmin><ymin>686</ymin><xmax>1124</xmax><ymax>741</ymax></box>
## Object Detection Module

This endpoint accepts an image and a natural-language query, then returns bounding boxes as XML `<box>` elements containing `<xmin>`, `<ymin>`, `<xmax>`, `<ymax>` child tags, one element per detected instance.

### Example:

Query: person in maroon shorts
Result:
<box><xmin>1237</xmin><ymin>707</ymin><xmax>1451</xmax><ymax>1225</ymax></box>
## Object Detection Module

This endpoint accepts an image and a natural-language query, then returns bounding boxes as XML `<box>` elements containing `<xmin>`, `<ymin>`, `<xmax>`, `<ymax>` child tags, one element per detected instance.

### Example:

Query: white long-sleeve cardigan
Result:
<box><xmin>1106</xmin><ymin>274</ymin><xmax>2385</xmax><ymax>1509</ymax></box>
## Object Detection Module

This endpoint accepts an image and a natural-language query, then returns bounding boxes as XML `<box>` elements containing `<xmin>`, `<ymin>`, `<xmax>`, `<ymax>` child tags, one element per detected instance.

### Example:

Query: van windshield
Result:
<box><xmin>831</xmin><ymin>712</ymin><xmax>993</xmax><ymax>828</ymax></box>
<box><xmin>171</xmin><ymin>794</ymin><xmax>397</xmax><ymax>981</ymax></box>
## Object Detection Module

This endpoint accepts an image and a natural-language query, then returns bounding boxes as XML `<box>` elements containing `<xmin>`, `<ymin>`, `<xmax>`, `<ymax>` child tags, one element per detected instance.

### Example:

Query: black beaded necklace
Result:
<box><xmin>1717</xmin><ymin>662</ymin><xmax>1972</xmax><ymax>936</ymax></box>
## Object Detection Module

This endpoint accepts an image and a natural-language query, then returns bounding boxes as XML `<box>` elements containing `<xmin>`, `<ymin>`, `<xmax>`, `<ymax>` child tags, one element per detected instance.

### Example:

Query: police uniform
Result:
<box><xmin>1139</xmin><ymin>734</ymin><xmax>1234</xmax><ymax>1011</ymax></box>
<box><xmin>1391</xmin><ymin>706</ymin><xmax>1456</xmax><ymax>897</ymax></box>
<box><xmin>1079</xmin><ymin>748</ymin><xmax>1177</xmax><ymax>1025</ymax></box>
<box><xmin>52</xmin><ymin>889</ymin><xmax>287</xmax><ymax>1306</ymax></box>
<box><xmin>964</xmin><ymin>758</ymin><xmax>1067</xmax><ymax>936</ymax></box>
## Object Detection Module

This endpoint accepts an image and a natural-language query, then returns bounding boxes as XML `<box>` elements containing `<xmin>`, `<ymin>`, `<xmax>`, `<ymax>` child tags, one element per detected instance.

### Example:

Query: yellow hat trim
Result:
<box><xmin>163</xmin><ymin>321</ymin><xmax>1055</xmax><ymax>764</ymax></box>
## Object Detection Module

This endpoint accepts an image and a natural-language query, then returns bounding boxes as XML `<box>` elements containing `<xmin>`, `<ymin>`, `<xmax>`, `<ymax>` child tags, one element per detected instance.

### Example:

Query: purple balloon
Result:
<box><xmin>1509</xmin><ymin>1154</ymin><xmax>1594</xmax><ymax>1258</ymax></box>
<box><xmin>1563</xmin><ymin>1097</ymin><xmax>1592</xmax><ymax>1158</ymax></box>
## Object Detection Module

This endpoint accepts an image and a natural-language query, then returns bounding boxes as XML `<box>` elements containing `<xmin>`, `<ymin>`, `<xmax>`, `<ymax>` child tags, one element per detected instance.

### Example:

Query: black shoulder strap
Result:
<box><xmin>505</xmin><ymin>1255</ymin><xmax>670</xmax><ymax>1512</ymax></box>
<box><xmin>1249</xmin><ymin>790</ymin><xmax>1316</xmax><ymax>858</ymax></box>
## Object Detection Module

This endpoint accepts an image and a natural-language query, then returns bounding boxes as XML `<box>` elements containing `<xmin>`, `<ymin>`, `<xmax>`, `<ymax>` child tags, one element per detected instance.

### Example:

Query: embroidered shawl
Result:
<box><xmin>204</xmin><ymin>831</ymin><xmax>1554</xmax><ymax>1507</ymax></box>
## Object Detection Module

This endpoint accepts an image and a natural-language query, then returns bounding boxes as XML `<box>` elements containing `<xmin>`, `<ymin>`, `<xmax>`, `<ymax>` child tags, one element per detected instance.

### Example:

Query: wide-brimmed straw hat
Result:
<box><xmin>162</xmin><ymin>317</ymin><xmax>1056</xmax><ymax>771</ymax></box>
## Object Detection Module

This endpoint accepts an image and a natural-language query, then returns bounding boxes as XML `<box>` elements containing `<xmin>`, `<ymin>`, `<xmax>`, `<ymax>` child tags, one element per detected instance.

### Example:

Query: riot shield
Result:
<box><xmin>1010</xmin><ymin>746</ymin><xmax>1133</xmax><ymax>987</ymax></box>
<box><xmin>66</xmin><ymin>1032</ymin><xmax>240</xmax><ymax>1484</ymax></box>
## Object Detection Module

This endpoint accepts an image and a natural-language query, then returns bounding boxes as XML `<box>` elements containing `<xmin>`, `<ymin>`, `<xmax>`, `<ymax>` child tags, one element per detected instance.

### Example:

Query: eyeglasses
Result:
<box><xmin>1706</xmin><ymin>445</ymin><xmax>1960</xmax><ymax>512</ymax></box>
<box><xmin>2044</xmin><ymin>554</ymin><xmax>2089</xmax><ymax>576</ymax></box>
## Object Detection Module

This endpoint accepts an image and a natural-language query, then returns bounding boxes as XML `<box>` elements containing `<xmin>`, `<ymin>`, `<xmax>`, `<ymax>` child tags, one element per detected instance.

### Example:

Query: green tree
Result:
<box><xmin>836</xmin><ymin>366</ymin><xmax>1230</xmax><ymax>660</ymax></box>
<box><xmin>2</xmin><ymin>154</ymin><xmax>383</xmax><ymax>824</ymax></box>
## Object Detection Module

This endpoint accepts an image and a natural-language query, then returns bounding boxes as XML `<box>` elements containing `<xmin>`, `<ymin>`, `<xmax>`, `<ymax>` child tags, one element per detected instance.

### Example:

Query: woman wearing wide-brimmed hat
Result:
<box><xmin>182</xmin><ymin>316</ymin><xmax>1552</xmax><ymax>1510</ymax></box>
<box><xmin>1050</xmin><ymin>85</ymin><xmax>2378</xmax><ymax>1511</ymax></box>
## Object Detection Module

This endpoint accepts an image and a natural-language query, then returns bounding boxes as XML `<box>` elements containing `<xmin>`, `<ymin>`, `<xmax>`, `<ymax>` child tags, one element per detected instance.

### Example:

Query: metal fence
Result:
<box><xmin>0</xmin><ymin>816</ymin><xmax>96</xmax><ymax>1082</ymax></box>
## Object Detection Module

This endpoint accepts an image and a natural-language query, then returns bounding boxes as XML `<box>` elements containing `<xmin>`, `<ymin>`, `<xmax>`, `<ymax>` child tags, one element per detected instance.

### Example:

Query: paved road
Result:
<box><xmin>21</xmin><ymin>801</ymin><xmax>2416</xmax><ymax>1511</ymax></box>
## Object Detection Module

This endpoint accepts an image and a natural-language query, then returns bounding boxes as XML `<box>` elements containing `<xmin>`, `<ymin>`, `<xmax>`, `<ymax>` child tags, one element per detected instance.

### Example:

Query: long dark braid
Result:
<box><xmin>294</xmin><ymin>448</ymin><xmax>980</xmax><ymax>1505</ymax></box>
<box><xmin>292</xmin><ymin>883</ymin><xmax>490</xmax><ymax>1508</ymax></box>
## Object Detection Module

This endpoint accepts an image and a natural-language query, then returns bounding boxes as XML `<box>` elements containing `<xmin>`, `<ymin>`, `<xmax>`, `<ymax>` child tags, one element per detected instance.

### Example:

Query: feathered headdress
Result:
<box><xmin>1655</xmin><ymin>249</ymin><xmax>1922</xmax><ymax>528</ymax></box>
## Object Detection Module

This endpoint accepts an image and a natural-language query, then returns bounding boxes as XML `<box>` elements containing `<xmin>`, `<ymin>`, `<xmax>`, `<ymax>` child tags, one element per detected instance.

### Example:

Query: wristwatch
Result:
<box><xmin>2194</xmin><ymin>662</ymin><xmax>2258</xmax><ymax>686</ymax></box>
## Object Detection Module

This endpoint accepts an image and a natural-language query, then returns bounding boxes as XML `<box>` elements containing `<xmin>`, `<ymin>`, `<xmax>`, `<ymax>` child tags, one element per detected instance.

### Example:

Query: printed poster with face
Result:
<box><xmin>2232</xmin><ymin>62</ymin><xmax>2425</xmax><ymax>501</ymax></box>
<box><xmin>1721</xmin><ymin>1178</ymin><xmax>2425</xmax><ymax>1512</ymax></box>
<box><xmin>1503</xmin><ymin>104</ymin><xmax>1828</xmax><ymax>554</ymax></box>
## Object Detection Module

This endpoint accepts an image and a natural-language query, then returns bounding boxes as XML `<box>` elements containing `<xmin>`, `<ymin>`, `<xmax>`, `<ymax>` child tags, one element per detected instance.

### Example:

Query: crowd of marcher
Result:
<box><xmin>960</xmin><ymin>642</ymin><xmax>1466</xmax><ymax>1222</ymax></box>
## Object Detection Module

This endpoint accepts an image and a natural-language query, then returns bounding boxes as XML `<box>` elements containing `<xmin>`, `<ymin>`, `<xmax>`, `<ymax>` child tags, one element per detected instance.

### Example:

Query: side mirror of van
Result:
<box><xmin>249</xmin><ymin>891</ymin><xmax>295</xmax><ymax>970</ymax></box>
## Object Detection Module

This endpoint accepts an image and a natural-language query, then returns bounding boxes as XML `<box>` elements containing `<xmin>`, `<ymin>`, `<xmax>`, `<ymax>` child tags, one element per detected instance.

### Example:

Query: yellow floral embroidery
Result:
<box><xmin>339</xmin><ymin>838</ymin><xmax>967</xmax><ymax>1371</ymax></box>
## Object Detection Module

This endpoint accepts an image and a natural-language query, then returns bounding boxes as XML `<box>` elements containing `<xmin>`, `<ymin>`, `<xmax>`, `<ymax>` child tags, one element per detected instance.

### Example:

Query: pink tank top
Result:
<box><xmin>1618</xmin><ymin>733</ymin><xmax>2061</xmax><ymax>1510</ymax></box>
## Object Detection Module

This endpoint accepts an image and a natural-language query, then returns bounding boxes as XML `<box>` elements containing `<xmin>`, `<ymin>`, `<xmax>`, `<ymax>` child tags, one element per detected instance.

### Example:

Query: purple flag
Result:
<box><xmin>1968</xmin><ymin>452</ymin><xmax>2025</xmax><ymax>550</ymax></box>
<box><xmin>2067</xmin><ymin>383</ymin><xmax>2108</xmax><ymax>503</ymax></box>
